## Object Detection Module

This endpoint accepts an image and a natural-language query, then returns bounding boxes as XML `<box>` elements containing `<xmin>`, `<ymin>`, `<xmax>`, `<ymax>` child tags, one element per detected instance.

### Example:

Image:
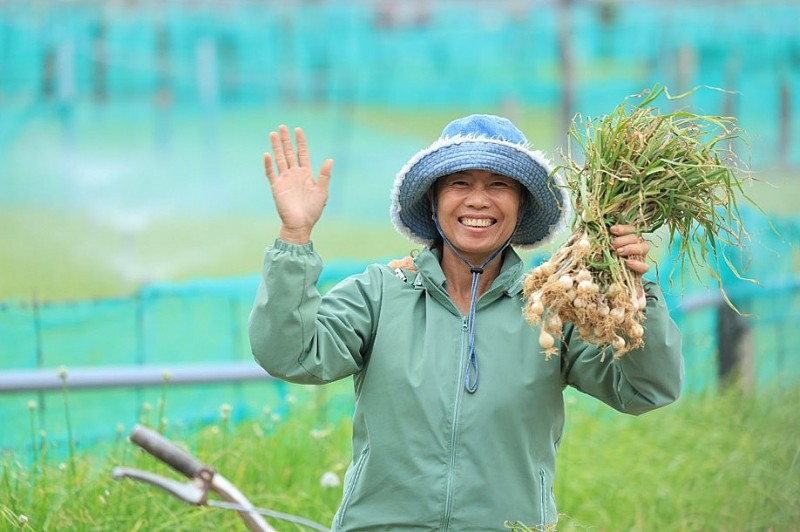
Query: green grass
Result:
<box><xmin>1</xmin><ymin>384</ymin><xmax>797</xmax><ymax>531</ymax></box>
<box><xmin>553</xmin><ymin>386</ymin><xmax>800</xmax><ymax>530</ymax></box>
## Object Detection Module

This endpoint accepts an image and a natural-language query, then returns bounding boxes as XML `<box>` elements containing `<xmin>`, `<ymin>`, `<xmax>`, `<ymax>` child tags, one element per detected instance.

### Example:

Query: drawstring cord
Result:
<box><xmin>430</xmin><ymin>196</ymin><xmax>519</xmax><ymax>394</ymax></box>
<box><xmin>463</xmin><ymin>266</ymin><xmax>483</xmax><ymax>393</ymax></box>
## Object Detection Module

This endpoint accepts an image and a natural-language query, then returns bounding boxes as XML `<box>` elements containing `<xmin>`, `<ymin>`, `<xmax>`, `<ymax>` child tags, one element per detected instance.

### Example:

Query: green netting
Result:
<box><xmin>0</xmin><ymin>380</ymin><xmax>294</xmax><ymax>458</ymax></box>
<box><xmin>0</xmin><ymin>260</ymin><xmax>375</xmax><ymax>453</ymax></box>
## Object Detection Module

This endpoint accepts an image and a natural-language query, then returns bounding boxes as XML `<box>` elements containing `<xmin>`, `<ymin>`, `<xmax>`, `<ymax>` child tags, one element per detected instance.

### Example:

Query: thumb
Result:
<box><xmin>317</xmin><ymin>159</ymin><xmax>334</xmax><ymax>189</ymax></box>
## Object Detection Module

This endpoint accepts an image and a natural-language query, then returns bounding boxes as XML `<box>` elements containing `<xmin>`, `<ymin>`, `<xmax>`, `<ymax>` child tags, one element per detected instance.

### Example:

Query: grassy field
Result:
<box><xmin>1</xmin><ymin>382</ymin><xmax>797</xmax><ymax>531</ymax></box>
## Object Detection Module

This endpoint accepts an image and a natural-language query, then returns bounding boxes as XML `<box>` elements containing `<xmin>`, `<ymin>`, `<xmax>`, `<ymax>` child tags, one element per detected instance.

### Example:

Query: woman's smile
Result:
<box><xmin>459</xmin><ymin>216</ymin><xmax>496</xmax><ymax>228</ymax></box>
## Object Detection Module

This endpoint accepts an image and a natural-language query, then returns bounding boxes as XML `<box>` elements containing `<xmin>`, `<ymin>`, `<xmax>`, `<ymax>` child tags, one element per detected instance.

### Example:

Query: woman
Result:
<box><xmin>249</xmin><ymin>114</ymin><xmax>683</xmax><ymax>531</ymax></box>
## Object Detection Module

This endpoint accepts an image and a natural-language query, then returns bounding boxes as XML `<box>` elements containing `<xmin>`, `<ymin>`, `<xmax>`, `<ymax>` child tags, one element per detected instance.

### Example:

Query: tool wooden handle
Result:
<box><xmin>130</xmin><ymin>424</ymin><xmax>206</xmax><ymax>478</ymax></box>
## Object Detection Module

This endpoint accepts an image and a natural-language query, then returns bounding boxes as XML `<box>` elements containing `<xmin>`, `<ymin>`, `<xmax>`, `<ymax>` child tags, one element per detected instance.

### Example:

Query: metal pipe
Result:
<box><xmin>0</xmin><ymin>362</ymin><xmax>272</xmax><ymax>393</ymax></box>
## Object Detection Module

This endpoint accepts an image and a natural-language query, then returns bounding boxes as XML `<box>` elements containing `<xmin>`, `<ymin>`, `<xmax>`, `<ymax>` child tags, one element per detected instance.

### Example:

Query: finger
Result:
<box><xmin>263</xmin><ymin>152</ymin><xmax>277</xmax><ymax>184</ymax></box>
<box><xmin>609</xmin><ymin>224</ymin><xmax>637</xmax><ymax>236</ymax></box>
<box><xmin>614</xmin><ymin>239</ymin><xmax>650</xmax><ymax>257</ymax></box>
<box><xmin>612</xmin><ymin>227</ymin><xmax>647</xmax><ymax>248</ymax></box>
<box><xmin>279</xmin><ymin>125</ymin><xmax>297</xmax><ymax>168</ymax></box>
<box><xmin>625</xmin><ymin>258</ymin><xmax>650</xmax><ymax>275</ymax></box>
<box><xmin>317</xmin><ymin>158</ymin><xmax>334</xmax><ymax>189</ymax></box>
<box><xmin>270</xmin><ymin>131</ymin><xmax>287</xmax><ymax>173</ymax></box>
<box><xmin>612</xmin><ymin>235</ymin><xmax>635</xmax><ymax>249</ymax></box>
<box><xmin>295</xmin><ymin>128</ymin><xmax>312</xmax><ymax>168</ymax></box>
<box><xmin>613</xmin><ymin>235</ymin><xmax>645</xmax><ymax>250</ymax></box>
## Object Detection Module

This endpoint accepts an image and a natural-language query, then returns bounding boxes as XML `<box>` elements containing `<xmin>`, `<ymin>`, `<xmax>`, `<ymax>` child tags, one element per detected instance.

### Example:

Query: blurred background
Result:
<box><xmin>1</xmin><ymin>0</ymin><xmax>798</xmax><ymax>454</ymax></box>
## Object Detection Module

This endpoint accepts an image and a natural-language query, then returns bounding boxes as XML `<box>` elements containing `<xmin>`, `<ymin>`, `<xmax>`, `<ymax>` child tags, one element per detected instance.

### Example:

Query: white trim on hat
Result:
<box><xmin>390</xmin><ymin>133</ymin><xmax>572</xmax><ymax>249</ymax></box>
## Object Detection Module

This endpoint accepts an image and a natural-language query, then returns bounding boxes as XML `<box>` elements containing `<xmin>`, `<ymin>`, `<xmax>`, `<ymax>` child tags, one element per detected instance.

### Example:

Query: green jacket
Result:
<box><xmin>249</xmin><ymin>240</ymin><xmax>683</xmax><ymax>531</ymax></box>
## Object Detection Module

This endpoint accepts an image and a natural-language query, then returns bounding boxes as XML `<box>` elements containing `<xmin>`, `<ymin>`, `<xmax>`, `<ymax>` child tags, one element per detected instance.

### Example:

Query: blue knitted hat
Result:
<box><xmin>390</xmin><ymin>114</ymin><xmax>570</xmax><ymax>249</ymax></box>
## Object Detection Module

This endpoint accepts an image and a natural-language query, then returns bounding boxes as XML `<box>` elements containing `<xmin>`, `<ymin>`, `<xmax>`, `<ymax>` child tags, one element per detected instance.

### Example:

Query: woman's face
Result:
<box><xmin>433</xmin><ymin>169</ymin><xmax>523</xmax><ymax>264</ymax></box>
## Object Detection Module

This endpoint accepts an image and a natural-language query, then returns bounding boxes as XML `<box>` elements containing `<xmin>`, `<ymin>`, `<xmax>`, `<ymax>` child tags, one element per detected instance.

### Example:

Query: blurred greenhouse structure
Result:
<box><xmin>0</xmin><ymin>0</ymin><xmax>798</xmax><ymax>452</ymax></box>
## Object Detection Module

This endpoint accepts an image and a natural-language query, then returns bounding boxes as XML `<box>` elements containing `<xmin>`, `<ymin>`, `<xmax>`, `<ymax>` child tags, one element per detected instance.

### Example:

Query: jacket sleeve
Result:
<box><xmin>248</xmin><ymin>239</ymin><xmax>380</xmax><ymax>385</ymax></box>
<box><xmin>561</xmin><ymin>279</ymin><xmax>684</xmax><ymax>415</ymax></box>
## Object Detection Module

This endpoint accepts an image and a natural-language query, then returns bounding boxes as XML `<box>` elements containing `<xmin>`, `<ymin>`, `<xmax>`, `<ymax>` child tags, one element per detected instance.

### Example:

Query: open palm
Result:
<box><xmin>264</xmin><ymin>125</ymin><xmax>333</xmax><ymax>243</ymax></box>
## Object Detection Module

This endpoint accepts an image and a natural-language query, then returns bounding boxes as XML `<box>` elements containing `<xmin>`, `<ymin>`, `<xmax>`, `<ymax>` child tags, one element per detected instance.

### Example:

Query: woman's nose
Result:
<box><xmin>464</xmin><ymin>186</ymin><xmax>490</xmax><ymax>207</ymax></box>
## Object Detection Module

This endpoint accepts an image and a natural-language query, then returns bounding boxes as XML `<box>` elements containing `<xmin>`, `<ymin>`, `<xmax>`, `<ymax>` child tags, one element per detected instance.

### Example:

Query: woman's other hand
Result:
<box><xmin>610</xmin><ymin>224</ymin><xmax>650</xmax><ymax>275</ymax></box>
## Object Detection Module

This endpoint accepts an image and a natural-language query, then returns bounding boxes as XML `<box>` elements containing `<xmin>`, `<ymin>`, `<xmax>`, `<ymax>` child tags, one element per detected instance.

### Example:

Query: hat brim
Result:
<box><xmin>390</xmin><ymin>135</ymin><xmax>571</xmax><ymax>249</ymax></box>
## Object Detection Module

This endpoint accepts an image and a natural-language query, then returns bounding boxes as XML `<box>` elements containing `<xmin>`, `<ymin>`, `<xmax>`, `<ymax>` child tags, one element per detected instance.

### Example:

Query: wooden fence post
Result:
<box><xmin>716</xmin><ymin>301</ymin><xmax>754</xmax><ymax>392</ymax></box>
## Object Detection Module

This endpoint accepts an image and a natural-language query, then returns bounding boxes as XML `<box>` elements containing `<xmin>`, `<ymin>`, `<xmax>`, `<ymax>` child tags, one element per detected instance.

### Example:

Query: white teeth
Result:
<box><xmin>461</xmin><ymin>218</ymin><xmax>494</xmax><ymax>228</ymax></box>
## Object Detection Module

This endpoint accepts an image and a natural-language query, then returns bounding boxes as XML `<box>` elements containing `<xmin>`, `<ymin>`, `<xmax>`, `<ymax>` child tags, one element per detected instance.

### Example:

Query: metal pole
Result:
<box><xmin>0</xmin><ymin>362</ymin><xmax>273</xmax><ymax>394</ymax></box>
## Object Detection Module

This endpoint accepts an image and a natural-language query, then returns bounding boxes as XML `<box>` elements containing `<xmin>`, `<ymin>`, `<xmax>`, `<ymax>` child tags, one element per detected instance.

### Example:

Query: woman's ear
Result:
<box><xmin>428</xmin><ymin>177</ymin><xmax>440</xmax><ymax>199</ymax></box>
<box><xmin>427</xmin><ymin>184</ymin><xmax>438</xmax><ymax>212</ymax></box>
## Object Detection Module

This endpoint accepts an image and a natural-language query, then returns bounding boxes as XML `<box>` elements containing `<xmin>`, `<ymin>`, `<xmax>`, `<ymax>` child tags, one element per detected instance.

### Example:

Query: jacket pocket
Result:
<box><xmin>335</xmin><ymin>445</ymin><xmax>370</xmax><ymax>529</ymax></box>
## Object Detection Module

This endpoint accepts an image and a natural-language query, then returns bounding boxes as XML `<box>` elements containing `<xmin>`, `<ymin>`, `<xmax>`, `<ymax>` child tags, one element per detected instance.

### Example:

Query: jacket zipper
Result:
<box><xmin>441</xmin><ymin>316</ymin><xmax>469</xmax><ymax>530</ymax></box>
<box><xmin>539</xmin><ymin>468</ymin><xmax>547</xmax><ymax>528</ymax></box>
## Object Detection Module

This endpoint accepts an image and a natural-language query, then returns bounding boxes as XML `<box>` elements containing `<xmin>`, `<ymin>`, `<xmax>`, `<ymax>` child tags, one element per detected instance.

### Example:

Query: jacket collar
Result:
<box><xmin>413</xmin><ymin>246</ymin><xmax>524</xmax><ymax>301</ymax></box>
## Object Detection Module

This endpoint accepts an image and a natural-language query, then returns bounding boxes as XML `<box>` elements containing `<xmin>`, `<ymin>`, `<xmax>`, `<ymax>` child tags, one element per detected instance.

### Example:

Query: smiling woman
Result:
<box><xmin>248</xmin><ymin>114</ymin><xmax>684</xmax><ymax>530</ymax></box>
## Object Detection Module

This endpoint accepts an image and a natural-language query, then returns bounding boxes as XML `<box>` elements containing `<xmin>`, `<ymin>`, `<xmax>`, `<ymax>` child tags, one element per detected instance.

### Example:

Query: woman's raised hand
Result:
<box><xmin>264</xmin><ymin>125</ymin><xmax>334</xmax><ymax>244</ymax></box>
